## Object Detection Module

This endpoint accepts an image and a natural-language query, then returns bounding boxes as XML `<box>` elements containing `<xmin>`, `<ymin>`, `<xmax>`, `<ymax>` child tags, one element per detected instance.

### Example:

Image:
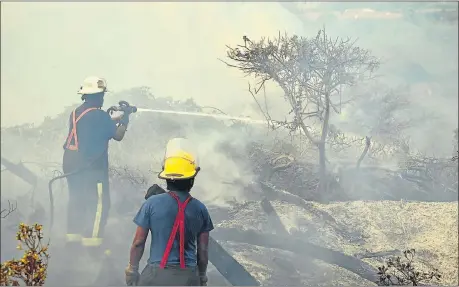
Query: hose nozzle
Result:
<box><xmin>107</xmin><ymin>100</ymin><xmax>137</xmax><ymax>115</ymax></box>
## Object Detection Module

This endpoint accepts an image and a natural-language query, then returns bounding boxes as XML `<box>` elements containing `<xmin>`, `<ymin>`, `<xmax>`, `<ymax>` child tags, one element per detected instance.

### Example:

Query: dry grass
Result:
<box><xmin>219</xmin><ymin>241</ymin><xmax>371</xmax><ymax>286</ymax></box>
<box><xmin>324</xmin><ymin>201</ymin><xmax>459</xmax><ymax>285</ymax></box>
<box><xmin>217</xmin><ymin>199</ymin><xmax>458</xmax><ymax>286</ymax></box>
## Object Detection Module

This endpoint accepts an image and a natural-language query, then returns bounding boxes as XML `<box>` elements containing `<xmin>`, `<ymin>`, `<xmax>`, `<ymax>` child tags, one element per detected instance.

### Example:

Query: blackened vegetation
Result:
<box><xmin>109</xmin><ymin>165</ymin><xmax>147</xmax><ymax>188</ymax></box>
<box><xmin>376</xmin><ymin>249</ymin><xmax>441</xmax><ymax>286</ymax></box>
<box><xmin>108</xmin><ymin>165</ymin><xmax>149</xmax><ymax>215</ymax></box>
<box><xmin>399</xmin><ymin>153</ymin><xmax>458</xmax><ymax>197</ymax></box>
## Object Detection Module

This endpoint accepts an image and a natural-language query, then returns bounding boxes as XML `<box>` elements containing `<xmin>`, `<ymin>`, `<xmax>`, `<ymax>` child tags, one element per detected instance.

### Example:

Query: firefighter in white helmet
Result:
<box><xmin>126</xmin><ymin>138</ymin><xmax>214</xmax><ymax>286</ymax></box>
<box><xmin>62</xmin><ymin>76</ymin><xmax>131</xmax><ymax>250</ymax></box>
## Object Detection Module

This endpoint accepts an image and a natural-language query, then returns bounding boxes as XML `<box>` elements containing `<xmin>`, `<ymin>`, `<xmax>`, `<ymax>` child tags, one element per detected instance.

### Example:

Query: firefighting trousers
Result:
<box><xmin>137</xmin><ymin>265</ymin><xmax>200</xmax><ymax>286</ymax></box>
<box><xmin>63</xmin><ymin>152</ymin><xmax>111</xmax><ymax>247</ymax></box>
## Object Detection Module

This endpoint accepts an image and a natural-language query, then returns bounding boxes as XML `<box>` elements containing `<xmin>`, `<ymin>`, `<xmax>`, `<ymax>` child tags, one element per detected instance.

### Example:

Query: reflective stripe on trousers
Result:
<box><xmin>66</xmin><ymin>182</ymin><xmax>105</xmax><ymax>247</ymax></box>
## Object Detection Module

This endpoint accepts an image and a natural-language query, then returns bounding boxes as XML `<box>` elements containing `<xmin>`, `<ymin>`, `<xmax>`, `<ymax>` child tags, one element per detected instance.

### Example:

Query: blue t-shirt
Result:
<box><xmin>63</xmin><ymin>103</ymin><xmax>117</xmax><ymax>163</ymax></box>
<box><xmin>133</xmin><ymin>190</ymin><xmax>214</xmax><ymax>267</ymax></box>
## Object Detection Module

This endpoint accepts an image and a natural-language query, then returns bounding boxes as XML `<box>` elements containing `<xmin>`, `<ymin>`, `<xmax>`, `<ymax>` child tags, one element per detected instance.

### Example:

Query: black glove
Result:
<box><xmin>199</xmin><ymin>273</ymin><xmax>208</xmax><ymax>286</ymax></box>
<box><xmin>125</xmin><ymin>264</ymin><xmax>140</xmax><ymax>286</ymax></box>
<box><xmin>119</xmin><ymin>113</ymin><xmax>130</xmax><ymax>126</ymax></box>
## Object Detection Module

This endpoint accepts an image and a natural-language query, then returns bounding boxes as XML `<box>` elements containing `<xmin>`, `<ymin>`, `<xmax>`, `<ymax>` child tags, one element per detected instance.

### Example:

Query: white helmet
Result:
<box><xmin>77</xmin><ymin>76</ymin><xmax>108</xmax><ymax>95</ymax></box>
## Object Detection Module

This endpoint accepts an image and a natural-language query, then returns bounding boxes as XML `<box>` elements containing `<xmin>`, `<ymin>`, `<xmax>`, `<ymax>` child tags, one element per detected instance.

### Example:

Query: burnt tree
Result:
<box><xmin>223</xmin><ymin>29</ymin><xmax>380</xmax><ymax>192</ymax></box>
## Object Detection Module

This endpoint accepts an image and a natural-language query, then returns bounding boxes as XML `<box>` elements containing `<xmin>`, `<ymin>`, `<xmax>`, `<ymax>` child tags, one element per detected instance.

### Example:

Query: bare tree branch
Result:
<box><xmin>1</xmin><ymin>200</ymin><xmax>17</xmax><ymax>219</ymax></box>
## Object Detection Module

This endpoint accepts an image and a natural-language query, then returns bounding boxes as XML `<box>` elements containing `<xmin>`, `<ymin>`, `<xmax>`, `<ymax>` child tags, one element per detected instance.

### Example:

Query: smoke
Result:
<box><xmin>3</xmin><ymin>2</ymin><xmax>456</xmax><ymax>152</ymax></box>
<box><xmin>1</xmin><ymin>2</ymin><xmax>300</xmax><ymax>127</ymax></box>
<box><xmin>1</xmin><ymin>2</ymin><xmax>458</xmax><ymax>285</ymax></box>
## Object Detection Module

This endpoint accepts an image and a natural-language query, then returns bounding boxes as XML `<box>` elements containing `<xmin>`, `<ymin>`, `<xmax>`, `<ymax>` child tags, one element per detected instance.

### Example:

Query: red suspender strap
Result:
<box><xmin>65</xmin><ymin>107</ymin><xmax>98</xmax><ymax>151</ymax></box>
<box><xmin>159</xmin><ymin>192</ymin><xmax>192</xmax><ymax>269</ymax></box>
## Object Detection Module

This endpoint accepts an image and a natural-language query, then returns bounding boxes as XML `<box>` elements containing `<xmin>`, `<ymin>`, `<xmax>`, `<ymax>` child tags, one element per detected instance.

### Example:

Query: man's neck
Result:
<box><xmin>168</xmin><ymin>188</ymin><xmax>190</xmax><ymax>194</ymax></box>
<box><xmin>83</xmin><ymin>101</ymin><xmax>101</xmax><ymax>109</ymax></box>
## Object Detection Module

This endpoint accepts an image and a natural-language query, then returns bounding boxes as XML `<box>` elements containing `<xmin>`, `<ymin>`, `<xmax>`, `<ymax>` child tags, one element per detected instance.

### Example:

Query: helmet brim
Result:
<box><xmin>158</xmin><ymin>170</ymin><xmax>198</xmax><ymax>180</ymax></box>
<box><xmin>77</xmin><ymin>88</ymin><xmax>108</xmax><ymax>95</ymax></box>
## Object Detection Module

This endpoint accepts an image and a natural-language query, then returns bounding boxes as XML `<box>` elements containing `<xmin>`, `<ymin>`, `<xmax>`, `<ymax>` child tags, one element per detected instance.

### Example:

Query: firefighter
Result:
<box><xmin>125</xmin><ymin>138</ymin><xmax>214</xmax><ymax>286</ymax></box>
<box><xmin>63</xmin><ymin>76</ymin><xmax>130</xmax><ymax>249</ymax></box>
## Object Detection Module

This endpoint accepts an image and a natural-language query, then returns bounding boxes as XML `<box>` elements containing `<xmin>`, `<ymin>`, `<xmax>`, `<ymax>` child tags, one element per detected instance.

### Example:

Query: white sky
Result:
<box><xmin>1</xmin><ymin>2</ymin><xmax>303</xmax><ymax>126</ymax></box>
<box><xmin>1</xmin><ymin>2</ymin><xmax>457</xmax><ymax>153</ymax></box>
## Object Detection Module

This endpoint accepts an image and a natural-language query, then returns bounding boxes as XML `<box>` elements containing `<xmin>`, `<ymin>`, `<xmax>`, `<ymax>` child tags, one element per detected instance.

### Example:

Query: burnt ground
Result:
<box><xmin>3</xmin><ymin>190</ymin><xmax>455</xmax><ymax>286</ymax></box>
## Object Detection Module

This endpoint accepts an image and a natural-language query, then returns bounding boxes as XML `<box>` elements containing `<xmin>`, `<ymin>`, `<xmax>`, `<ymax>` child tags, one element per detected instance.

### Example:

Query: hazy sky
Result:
<box><xmin>1</xmin><ymin>2</ymin><xmax>303</xmax><ymax>127</ymax></box>
<box><xmin>1</xmin><ymin>2</ymin><xmax>457</xmax><ymax>153</ymax></box>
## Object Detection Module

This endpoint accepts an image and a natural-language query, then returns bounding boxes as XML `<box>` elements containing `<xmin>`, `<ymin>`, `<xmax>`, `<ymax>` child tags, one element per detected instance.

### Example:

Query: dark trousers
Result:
<box><xmin>137</xmin><ymin>265</ymin><xmax>200</xmax><ymax>286</ymax></box>
<box><xmin>63</xmin><ymin>150</ymin><xmax>111</xmax><ymax>247</ymax></box>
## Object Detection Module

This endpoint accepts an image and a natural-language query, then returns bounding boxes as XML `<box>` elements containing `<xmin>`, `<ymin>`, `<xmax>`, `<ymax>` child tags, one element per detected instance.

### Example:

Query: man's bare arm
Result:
<box><xmin>197</xmin><ymin>232</ymin><xmax>210</xmax><ymax>275</ymax></box>
<box><xmin>129</xmin><ymin>226</ymin><xmax>149</xmax><ymax>267</ymax></box>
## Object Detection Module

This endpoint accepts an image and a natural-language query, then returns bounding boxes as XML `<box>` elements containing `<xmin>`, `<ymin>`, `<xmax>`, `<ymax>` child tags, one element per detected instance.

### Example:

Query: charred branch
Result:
<box><xmin>1</xmin><ymin>200</ymin><xmax>17</xmax><ymax>219</ymax></box>
<box><xmin>356</xmin><ymin>136</ymin><xmax>372</xmax><ymax>169</ymax></box>
<box><xmin>1</xmin><ymin>157</ymin><xmax>38</xmax><ymax>186</ymax></box>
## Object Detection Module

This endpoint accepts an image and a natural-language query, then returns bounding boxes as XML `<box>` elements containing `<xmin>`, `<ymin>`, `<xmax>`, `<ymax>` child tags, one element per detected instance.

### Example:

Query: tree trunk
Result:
<box><xmin>356</xmin><ymin>136</ymin><xmax>371</xmax><ymax>169</ymax></box>
<box><xmin>318</xmin><ymin>142</ymin><xmax>327</xmax><ymax>193</ymax></box>
<box><xmin>318</xmin><ymin>93</ymin><xmax>331</xmax><ymax>193</ymax></box>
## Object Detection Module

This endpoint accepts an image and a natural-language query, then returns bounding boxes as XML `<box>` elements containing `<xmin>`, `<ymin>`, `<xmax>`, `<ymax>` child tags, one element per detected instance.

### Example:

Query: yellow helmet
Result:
<box><xmin>158</xmin><ymin>138</ymin><xmax>200</xmax><ymax>180</ymax></box>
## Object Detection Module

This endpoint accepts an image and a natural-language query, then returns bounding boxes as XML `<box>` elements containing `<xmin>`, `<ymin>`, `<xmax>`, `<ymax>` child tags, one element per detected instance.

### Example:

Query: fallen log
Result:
<box><xmin>355</xmin><ymin>249</ymin><xmax>401</xmax><ymax>259</ymax></box>
<box><xmin>260</xmin><ymin>197</ymin><xmax>289</xmax><ymax>234</ymax></box>
<box><xmin>212</xmin><ymin>227</ymin><xmax>378</xmax><ymax>283</ymax></box>
<box><xmin>1</xmin><ymin>156</ymin><xmax>38</xmax><ymax>186</ymax></box>
<box><xmin>258</xmin><ymin>181</ymin><xmax>364</xmax><ymax>243</ymax></box>
<box><xmin>260</xmin><ymin>197</ymin><xmax>305</xmax><ymax>284</ymax></box>
<box><xmin>208</xmin><ymin>236</ymin><xmax>260</xmax><ymax>286</ymax></box>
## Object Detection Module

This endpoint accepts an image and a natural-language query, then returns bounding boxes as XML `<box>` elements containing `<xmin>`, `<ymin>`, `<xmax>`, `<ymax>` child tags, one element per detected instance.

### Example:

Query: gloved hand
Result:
<box><xmin>125</xmin><ymin>263</ymin><xmax>140</xmax><ymax>286</ymax></box>
<box><xmin>119</xmin><ymin>113</ymin><xmax>130</xmax><ymax>126</ymax></box>
<box><xmin>199</xmin><ymin>273</ymin><xmax>208</xmax><ymax>286</ymax></box>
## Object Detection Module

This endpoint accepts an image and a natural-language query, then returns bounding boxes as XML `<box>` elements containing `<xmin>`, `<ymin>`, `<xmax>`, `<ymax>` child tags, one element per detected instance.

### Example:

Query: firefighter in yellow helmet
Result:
<box><xmin>126</xmin><ymin>138</ymin><xmax>214</xmax><ymax>286</ymax></box>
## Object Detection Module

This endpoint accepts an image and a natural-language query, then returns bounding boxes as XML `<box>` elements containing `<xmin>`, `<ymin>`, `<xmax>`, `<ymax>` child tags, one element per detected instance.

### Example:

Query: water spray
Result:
<box><xmin>136</xmin><ymin>108</ymin><xmax>268</xmax><ymax>125</ymax></box>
